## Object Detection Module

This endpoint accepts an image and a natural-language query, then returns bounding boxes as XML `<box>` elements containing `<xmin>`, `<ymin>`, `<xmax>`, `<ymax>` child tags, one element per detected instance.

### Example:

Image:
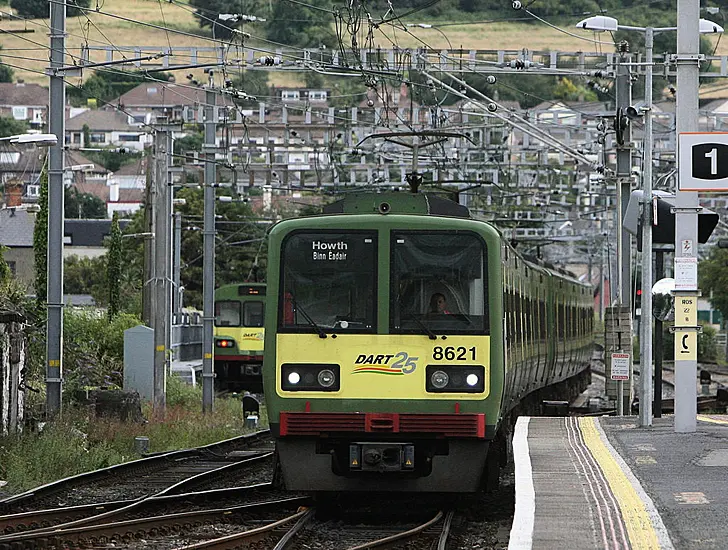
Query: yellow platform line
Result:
<box><xmin>697</xmin><ymin>414</ymin><xmax>728</xmax><ymax>425</ymax></box>
<box><xmin>579</xmin><ymin>417</ymin><xmax>661</xmax><ymax>549</ymax></box>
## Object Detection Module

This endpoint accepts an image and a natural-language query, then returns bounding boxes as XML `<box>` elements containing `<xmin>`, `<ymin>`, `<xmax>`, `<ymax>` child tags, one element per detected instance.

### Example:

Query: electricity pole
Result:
<box><xmin>152</xmin><ymin>118</ymin><xmax>173</xmax><ymax>411</ymax></box>
<box><xmin>46</xmin><ymin>0</ymin><xmax>65</xmax><ymax>417</ymax></box>
<box><xmin>615</xmin><ymin>48</ymin><xmax>633</xmax><ymax>416</ymax></box>
<box><xmin>202</xmin><ymin>78</ymin><xmax>217</xmax><ymax>413</ymax></box>
<box><xmin>674</xmin><ymin>0</ymin><xmax>701</xmax><ymax>433</ymax></box>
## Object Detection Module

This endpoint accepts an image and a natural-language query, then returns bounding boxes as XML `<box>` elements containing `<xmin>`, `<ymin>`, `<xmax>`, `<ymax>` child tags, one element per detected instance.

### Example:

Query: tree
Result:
<box><xmin>64</xmin><ymin>255</ymin><xmax>106</xmax><ymax>296</ymax></box>
<box><xmin>188</xmin><ymin>0</ymin><xmax>266</xmax><ymax>38</ymax></box>
<box><xmin>553</xmin><ymin>77</ymin><xmax>598</xmax><ymax>102</ymax></box>
<box><xmin>33</xmin><ymin>164</ymin><xmax>48</xmax><ymax>305</ymax></box>
<box><xmin>11</xmin><ymin>0</ymin><xmax>90</xmax><ymax>18</ymax></box>
<box><xmin>230</xmin><ymin>71</ymin><xmax>270</xmax><ymax>108</ymax></box>
<box><xmin>82</xmin><ymin>149</ymin><xmax>140</xmax><ymax>173</ymax></box>
<box><xmin>172</xmin><ymin>187</ymin><xmax>268</xmax><ymax>309</ymax></box>
<box><xmin>66</xmin><ymin>70</ymin><xmax>173</xmax><ymax>108</ymax></box>
<box><xmin>64</xmin><ymin>187</ymin><xmax>107</xmax><ymax>219</ymax></box>
<box><xmin>107</xmin><ymin>213</ymin><xmax>122</xmax><ymax>319</ymax></box>
<box><xmin>700</xmin><ymin>247</ymin><xmax>728</xmax><ymax>322</ymax></box>
<box><xmin>0</xmin><ymin>49</ymin><xmax>13</xmax><ymax>84</ymax></box>
<box><xmin>267</xmin><ymin>0</ymin><xmax>336</xmax><ymax>48</ymax></box>
<box><xmin>0</xmin><ymin>245</ymin><xmax>10</xmax><ymax>284</ymax></box>
<box><xmin>0</xmin><ymin>116</ymin><xmax>28</xmax><ymax>138</ymax></box>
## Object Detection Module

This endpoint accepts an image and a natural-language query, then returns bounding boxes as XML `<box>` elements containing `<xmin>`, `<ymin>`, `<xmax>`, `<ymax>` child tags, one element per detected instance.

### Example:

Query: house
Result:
<box><xmin>65</xmin><ymin>109</ymin><xmax>151</xmax><ymax>151</ymax></box>
<box><xmin>0</xmin><ymin>149</ymin><xmax>43</xmax><ymax>206</ymax></box>
<box><xmin>107</xmin><ymin>157</ymin><xmax>147</xmax><ymax>217</ymax></box>
<box><xmin>0</xmin><ymin>206</ymin><xmax>36</xmax><ymax>290</ymax></box>
<box><xmin>110</xmin><ymin>81</ymin><xmax>234</xmax><ymax>124</ymax></box>
<box><xmin>64</xmin><ymin>219</ymin><xmax>131</xmax><ymax>259</ymax></box>
<box><xmin>0</xmin><ymin>81</ymin><xmax>47</xmax><ymax>130</ymax></box>
<box><xmin>64</xmin><ymin>149</ymin><xmax>110</xmax><ymax>189</ymax></box>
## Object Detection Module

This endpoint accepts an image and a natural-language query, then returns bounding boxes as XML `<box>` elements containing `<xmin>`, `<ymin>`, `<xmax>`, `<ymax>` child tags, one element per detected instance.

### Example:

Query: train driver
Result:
<box><xmin>429</xmin><ymin>292</ymin><xmax>452</xmax><ymax>315</ymax></box>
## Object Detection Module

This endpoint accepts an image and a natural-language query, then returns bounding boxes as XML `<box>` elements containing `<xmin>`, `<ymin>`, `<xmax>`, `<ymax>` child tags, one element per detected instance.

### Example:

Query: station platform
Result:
<box><xmin>509</xmin><ymin>415</ymin><xmax>728</xmax><ymax>550</ymax></box>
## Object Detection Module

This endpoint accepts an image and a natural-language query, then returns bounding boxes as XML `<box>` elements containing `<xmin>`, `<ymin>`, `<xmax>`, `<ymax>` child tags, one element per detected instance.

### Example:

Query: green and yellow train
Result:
<box><xmin>262</xmin><ymin>192</ymin><xmax>593</xmax><ymax>492</ymax></box>
<box><xmin>214</xmin><ymin>282</ymin><xmax>266</xmax><ymax>393</ymax></box>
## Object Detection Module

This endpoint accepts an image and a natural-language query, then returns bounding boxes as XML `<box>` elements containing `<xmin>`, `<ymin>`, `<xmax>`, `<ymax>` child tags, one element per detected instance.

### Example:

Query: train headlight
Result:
<box><xmin>215</xmin><ymin>339</ymin><xmax>236</xmax><ymax>348</ymax></box>
<box><xmin>318</xmin><ymin>369</ymin><xmax>336</xmax><ymax>387</ymax></box>
<box><xmin>426</xmin><ymin>365</ymin><xmax>485</xmax><ymax>393</ymax></box>
<box><xmin>431</xmin><ymin>370</ymin><xmax>449</xmax><ymax>389</ymax></box>
<box><xmin>281</xmin><ymin>364</ymin><xmax>340</xmax><ymax>391</ymax></box>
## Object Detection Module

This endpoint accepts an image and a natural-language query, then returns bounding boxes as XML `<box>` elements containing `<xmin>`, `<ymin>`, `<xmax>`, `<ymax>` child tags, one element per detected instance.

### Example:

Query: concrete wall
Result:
<box><xmin>4</xmin><ymin>248</ymin><xmax>34</xmax><ymax>293</ymax></box>
<box><xmin>0</xmin><ymin>313</ymin><xmax>26</xmax><ymax>435</ymax></box>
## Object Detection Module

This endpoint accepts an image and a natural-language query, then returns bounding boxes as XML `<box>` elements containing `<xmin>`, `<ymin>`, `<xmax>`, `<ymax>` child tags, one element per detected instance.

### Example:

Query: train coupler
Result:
<box><xmin>348</xmin><ymin>442</ymin><xmax>415</xmax><ymax>472</ymax></box>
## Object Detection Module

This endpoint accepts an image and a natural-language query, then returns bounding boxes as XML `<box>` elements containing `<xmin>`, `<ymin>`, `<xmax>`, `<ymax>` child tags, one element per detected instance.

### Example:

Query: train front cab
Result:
<box><xmin>214</xmin><ymin>284</ymin><xmax>266</xmax><ymax>393</ymax></box>
<box><xmin>264</xmin><ymin>216</ymin><xmax>506</xmax><ymax>492</ymax></box>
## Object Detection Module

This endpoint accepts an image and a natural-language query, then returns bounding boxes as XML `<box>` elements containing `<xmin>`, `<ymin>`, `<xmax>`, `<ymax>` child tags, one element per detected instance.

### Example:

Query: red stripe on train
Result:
<box><xmin>279</xmin><ymin>412</ymin><xmax>485</xmax><ymax>438</ymax></box>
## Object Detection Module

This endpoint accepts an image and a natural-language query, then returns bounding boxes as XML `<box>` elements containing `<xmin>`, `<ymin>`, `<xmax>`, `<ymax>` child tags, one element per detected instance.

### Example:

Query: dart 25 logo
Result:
<box><xmin>352</xmin><ymin>351</ymin><xmax>418</xmax><ymax>375</ymax></box>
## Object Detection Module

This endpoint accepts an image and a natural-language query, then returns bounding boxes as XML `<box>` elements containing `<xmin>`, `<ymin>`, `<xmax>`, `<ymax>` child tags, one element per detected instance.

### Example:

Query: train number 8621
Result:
<box><xmin>433</xmin><ymin>346</ymin><xmax>477</xmax><ymax>361</ymax></box>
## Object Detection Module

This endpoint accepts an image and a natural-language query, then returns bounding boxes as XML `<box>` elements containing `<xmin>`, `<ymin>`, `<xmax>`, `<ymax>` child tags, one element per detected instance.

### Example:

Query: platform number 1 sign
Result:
<box><xmin>679</xmin><ymin>133</ymin><xmax>728</xmax><ymax>191</ymax></box>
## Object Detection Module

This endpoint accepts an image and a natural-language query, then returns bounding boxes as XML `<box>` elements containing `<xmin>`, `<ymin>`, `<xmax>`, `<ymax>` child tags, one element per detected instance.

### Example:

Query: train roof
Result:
<box><xmin>322</xmin><ymin>191</ymin><xmax>471</xmax><ymax>218</ymax></box>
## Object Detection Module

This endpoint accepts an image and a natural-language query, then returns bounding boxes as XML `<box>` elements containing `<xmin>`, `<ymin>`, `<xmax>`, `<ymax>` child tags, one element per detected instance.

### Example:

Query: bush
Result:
<box><xmin>63</xmin><ymin>310</ymin><xmax>141</xmax><ymax>395</ymax></box>
<box><xmin>167</xmin><ymin>373</ymin><xmax>202</xmax><ymax>408</ymax></box>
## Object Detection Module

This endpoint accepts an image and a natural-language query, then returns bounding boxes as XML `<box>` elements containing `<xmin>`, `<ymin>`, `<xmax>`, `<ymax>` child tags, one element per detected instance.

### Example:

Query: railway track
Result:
<box><xmin>176</xmin><ymin>508</ymin><xmax>455</xmax><ymax>550</ymax></box>
<box><xmin>0</xmin><ymin>430</ymin><xmax>273</xmax><ymax>515</ymax></box>
<box><xmin>0</xmin><ymin>496</ymin><xmax>311</xmax><ymax>550</ymax></box>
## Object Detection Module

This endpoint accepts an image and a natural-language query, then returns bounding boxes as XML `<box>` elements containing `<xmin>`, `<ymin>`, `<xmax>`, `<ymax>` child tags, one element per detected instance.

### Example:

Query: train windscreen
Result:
<box><xmin>390</xmin><ymin>231</ymin><xmax>488</xmax><ymax>335</ymax></box>
<box><xmin>279</xmin><ymin>231</ymin><xmax>377</xmax><ymax>332</ymax></box>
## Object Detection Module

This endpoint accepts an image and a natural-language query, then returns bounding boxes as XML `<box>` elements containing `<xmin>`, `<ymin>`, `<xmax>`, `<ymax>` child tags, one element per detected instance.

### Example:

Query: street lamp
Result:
<box><xmin>0</xmin><ymin>133</ymin><xmax>58</xmax><ymax>146</ymax></box>
<box><xmin>577</xmin><ymin>16</ymin><xmax>723</xmax><ymax>426</ymax></box>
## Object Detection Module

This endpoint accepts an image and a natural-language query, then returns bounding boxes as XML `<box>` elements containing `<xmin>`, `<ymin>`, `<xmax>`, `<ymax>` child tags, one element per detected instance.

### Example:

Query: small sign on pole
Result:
<box><xmin>674</xmin><ymin>256</ymin><xmax>698</xmax><ymax>290</ymax></box>
<box><xmin>611</xmin><ymin>353</ymin><xmax>630</xmax><ymax>381</ymax></box>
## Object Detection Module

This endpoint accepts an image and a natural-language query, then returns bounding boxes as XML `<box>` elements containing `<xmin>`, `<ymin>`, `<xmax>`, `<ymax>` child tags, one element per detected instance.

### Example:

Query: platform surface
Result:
<box><xmin>510</xmin><ymin>414</ymin><xmax>728</xmax><ymax>549</ymax></box>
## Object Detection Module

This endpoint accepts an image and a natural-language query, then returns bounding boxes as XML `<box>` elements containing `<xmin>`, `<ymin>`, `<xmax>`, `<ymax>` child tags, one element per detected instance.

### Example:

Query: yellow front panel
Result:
<box><xmin>214</xmin><ymin>327</ymin><xmax>265</xmax><ymax>352</ymax></box>
<box><xmin>276</xmin><ymin>334</ymin><xmax>490</xmax><ymax>400</ymax></box>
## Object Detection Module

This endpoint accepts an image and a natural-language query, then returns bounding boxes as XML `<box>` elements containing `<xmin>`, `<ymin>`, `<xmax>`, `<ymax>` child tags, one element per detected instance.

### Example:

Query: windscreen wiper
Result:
<box><xmin>292</xmin><ymin>299</ymin><xmax>327</xmax><ymax>339</ymax></box>
<box><xmin>396</xmin><ymin>291</ymin><xmax>437</xmax><ymax>340</ymax></box>
<box><xmin>412</xmin><ymin>314</ymin><xmax>438</xmax><ymax>340</ymax></box>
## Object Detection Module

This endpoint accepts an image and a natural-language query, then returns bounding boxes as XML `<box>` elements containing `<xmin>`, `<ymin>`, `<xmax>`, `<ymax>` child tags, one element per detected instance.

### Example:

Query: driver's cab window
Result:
<box><xmin>215</xmin><ymin>301</ymin><xmax>241</xmax><ymax>326</ymax></box>
<box><xmin>243</xmin><ymin>301</ymin><xmax>264</xmax><ymax>327</ymax></box>
<box><xmin>390</xmin><ymin>231</ymin><xmax>488</xmax><ymax>334</ymax></box>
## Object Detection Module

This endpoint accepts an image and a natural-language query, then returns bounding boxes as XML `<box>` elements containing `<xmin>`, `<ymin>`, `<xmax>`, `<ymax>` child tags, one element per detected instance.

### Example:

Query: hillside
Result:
<box><xmin>0</xmin><ymin>0</ymin><xmax>725</xmax><ymax>94</ymax></box>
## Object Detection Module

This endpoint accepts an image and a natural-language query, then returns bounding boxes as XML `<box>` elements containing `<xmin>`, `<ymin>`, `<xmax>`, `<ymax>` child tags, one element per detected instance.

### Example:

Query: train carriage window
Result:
<box><xmin>390</xmin><ymin>231</ymin><xmax>488</xmax><ymax>335</ymax></box>
<box><xmin>280</xmin><ymin>231</ymin><xmax>377</xmax><ymax>333</ymax></box>
<box><xmin>215</xmin><ymin>301</ymin><xmax>240</xmax><ymax>327</ymax></box>
<box><xmin>243</xmin><ymin>301</ymin><xmax>264</xmax><ymax>327</ymax></box>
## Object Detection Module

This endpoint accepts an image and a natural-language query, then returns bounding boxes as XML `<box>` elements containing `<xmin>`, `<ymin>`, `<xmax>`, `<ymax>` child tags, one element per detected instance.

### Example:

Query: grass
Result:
<box><xmin>0</xmin><ymin>375</ymin><xmax>266</xmax><ymax>495</ymax></box>
<box><xmin>1</xmin><ymin>2</ymin><xmax>725</xmax><ymax>91</ymax></box>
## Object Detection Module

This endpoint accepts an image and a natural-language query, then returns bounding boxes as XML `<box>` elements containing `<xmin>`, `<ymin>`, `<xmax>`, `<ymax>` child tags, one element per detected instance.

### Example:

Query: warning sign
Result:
<box><xmin>611</xmin><ymin>353</ymin><xmax>630</xmax><ymax>381</ymax></box>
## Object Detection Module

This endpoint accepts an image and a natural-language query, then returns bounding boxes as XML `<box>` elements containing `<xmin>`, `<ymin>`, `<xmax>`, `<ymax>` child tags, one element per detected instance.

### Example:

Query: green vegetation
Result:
<box><xmin>107</xmin><ymin>213</ymin><xmax>122</xmax><ymax>319</ymax></box>
<box><xmin>0</xmin><ymin>384</ymin><xmax>257</xmax><ymax>494</ymax></box>
<box><xmin>700</xmin><ymin>246</ymin><xmax>728</xmax><ymax>323</ymax></box>
<box><xmin>0</xmin><ymin>116</ymin><xmax>27</xmax><ymax>138</ymax></box>
<box><xmin>81</xmin><ymin>149</ymin><xmax>142</xmax><ymax>173</ymax></box>
<box><xmin>64</xmin><ymin>187</ymin><xmax>107</xmax><ymax>219</ymax></box>
<box><xmin>33</xmin><ymin>164</ymin><xmax>48</xmax><ymax>307</ymax></box>
<box><xmin>67</xmin><ymin>70</ymin><xmax>173</xmax><ymax>109</ymax></box>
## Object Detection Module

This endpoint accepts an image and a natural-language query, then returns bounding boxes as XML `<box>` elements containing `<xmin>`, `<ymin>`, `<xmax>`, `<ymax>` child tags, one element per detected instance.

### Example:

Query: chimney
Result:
<box><xmin>16</xmin><ymin>78</ymin><xmax>24</xmax><ymax>86</ymax></box>
<box><xmin>5</xmin><ymin>179</ymin><xmax>23</xmax><ymax>207</ymax></box>
<box><xmin>109</xmin><ymin>181</ymin><xmax>119</xmax><ymax>202</ymax></box>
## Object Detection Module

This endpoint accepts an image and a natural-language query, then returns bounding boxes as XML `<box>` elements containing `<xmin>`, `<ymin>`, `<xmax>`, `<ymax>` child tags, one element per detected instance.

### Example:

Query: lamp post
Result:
<box><xmin>577</xmin><ymin>15</ymin><xmax>723</xmax><ymax>426</ymax></box>
<box><xmin>0</xmin><ymin>133</ymin><xmax>58</xmax><ymax>146</ymax></box>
